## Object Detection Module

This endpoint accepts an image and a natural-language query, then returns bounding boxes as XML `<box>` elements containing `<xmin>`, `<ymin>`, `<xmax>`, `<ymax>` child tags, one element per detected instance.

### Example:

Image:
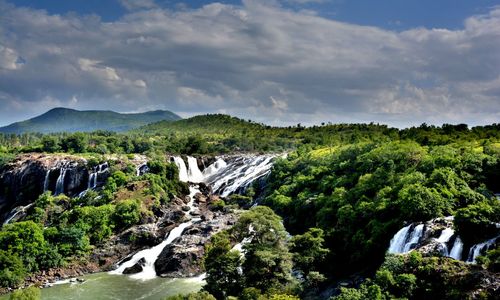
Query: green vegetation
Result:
<box><xmin>0</xmin><ymin>158</ymin><xmax>186</xmax><ymax>289</ymax></box>
<box><xmin>0</xmin><ymin>107</ymin><xmax>180</xmax><ymax>134</ymax></box>
<box><xmin>0</xmin><ymin>115</ymin><xmax>499</xmax><ymax>298</ymax></box>
<box><xmin>333</xmin><ymin>252</ymin><xmax>497</xmax><ymax>299</ymax></box>
<box><xmin>9</xmin><ymin>286</ymin><xmax>40</xmax><ymax>300</ymax></box>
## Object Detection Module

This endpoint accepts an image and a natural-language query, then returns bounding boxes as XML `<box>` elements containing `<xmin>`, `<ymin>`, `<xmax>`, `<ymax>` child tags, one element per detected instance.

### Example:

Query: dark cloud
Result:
<box><xmin>0</xmin><ymin>0</ymin><xmax>499</xmax><ymax>127</ymax></box>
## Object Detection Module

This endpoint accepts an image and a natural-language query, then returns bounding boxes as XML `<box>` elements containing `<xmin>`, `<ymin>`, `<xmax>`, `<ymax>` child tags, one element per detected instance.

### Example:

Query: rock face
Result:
<box><xmin>0</xmin><ymin>154</ymin><xmax>110</xmax><ymax>223</ymax></box>
<box><xmin>154</xmin><ymin>211</ymin><xmax>238</xmax><ymax>277</ymax></box>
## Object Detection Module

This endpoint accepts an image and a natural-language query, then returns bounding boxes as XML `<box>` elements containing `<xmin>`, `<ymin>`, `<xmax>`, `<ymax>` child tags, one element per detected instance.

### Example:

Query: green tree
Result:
<box><xmin>203</xmin><ymin>231</ymin><xmax>243</xmax><ymax>299</ymax></box>
<box><xmin>289</xmin><ymin>227</ymin><xmax>329</xmax><ymax>275</ymax></box>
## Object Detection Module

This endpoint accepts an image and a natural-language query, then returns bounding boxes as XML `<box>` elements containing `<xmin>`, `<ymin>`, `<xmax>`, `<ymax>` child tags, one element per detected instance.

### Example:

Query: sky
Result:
<box><xmin>0</xmin><ymin>0</ymin><xmax>499</xmax><ymax>128</ymax></box>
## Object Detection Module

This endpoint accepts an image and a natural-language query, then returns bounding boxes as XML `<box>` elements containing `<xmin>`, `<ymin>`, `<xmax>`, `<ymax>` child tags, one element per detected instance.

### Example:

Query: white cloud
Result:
<box><xmin>0</xmin><ymin>45</ymin><xmax>19</xmax><ymax>70</ymax></box>
<box><xmin>0</xmin><ymin>0</ymin><xmax>499</xmax><ymax>127</ymax></box>
<box><xmin>118</xmin><ymin>0</ymin><xmax>157</xmax><ymax>11</ymax></box>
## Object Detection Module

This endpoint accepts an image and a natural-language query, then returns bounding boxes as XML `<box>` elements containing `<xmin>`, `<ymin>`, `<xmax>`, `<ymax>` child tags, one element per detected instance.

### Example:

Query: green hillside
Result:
<box><xmin>0</xmin><ymin>108</ymin><xmax>181</xmax><ymax>134</ymax></box>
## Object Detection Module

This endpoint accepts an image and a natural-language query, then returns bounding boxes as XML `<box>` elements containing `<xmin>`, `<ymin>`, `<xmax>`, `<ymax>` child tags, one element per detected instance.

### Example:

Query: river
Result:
<box><xmin>0</xmin><ymin>273</ymin><xmax>204</xmax><ymax>300</ymax></box>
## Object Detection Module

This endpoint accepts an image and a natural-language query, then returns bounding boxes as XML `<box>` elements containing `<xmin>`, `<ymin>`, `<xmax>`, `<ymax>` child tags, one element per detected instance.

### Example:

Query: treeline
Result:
<box><xmin>1</xmin><ymin>114</ymin><xmax>499</xmax><ymax>157</ymax></box>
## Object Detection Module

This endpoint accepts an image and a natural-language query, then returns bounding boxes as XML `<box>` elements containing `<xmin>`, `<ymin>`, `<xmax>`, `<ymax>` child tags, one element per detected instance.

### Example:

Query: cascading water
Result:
<box><xmin>202</xmin><ymin>158</ymin><xmax>227</xmax><ymax>178</ymax></box>
<box><xmin>111</xmin><ymin>154</ymin><xmax>278</xmax><ymax>281</ymax></box>
<box><xmin>436</xmin><ymin>228</ymin><xmax>455</xmax><ymax>256</ymax></box>
<box><xmin>388</xmin><ymin>224</ymin><xmax>425</xmax><ymax>254</ymax></box>
<box><xmin>448</xmin><ymin>236</ymin><xmax>463</xmax><ymax>260</ymax></box>
<box><xmin>187</xmin><ymin>156</ymin><xmax>204</xmax><ymax>183</ymax></box>
<box><xmin>402</xmin><ymin>224</ymin><xmax>425</xmax><ymax>252</ymax></box>
<box><xmin>43</xmin><ymin>170</ymin><xmax>51</xmax><ymax>192</ymax></box>
<box><xmin>55</xmin><ymin>163</ymin><xmax>69</xmax><ymax>195</ymax></box>
<box><xmin>173</xmin><ymin>157</ymin><xmax>189</xmax><ymax>182</ymax></box>
<box><xmin>111</xmin><ymin>186</ymin><xmax>202</xmax><ymax>280</ymax></box>
<box><xmin>110</xmin><ymin>220</ymin><xmax>196</xmax><ymax>280</ymax></box>
<box><xmin>467</xmin><ymin>235</ymin><xmax>499</xmax><ymax>263</ymax></box>
<box><xmin>88</xmin><ymin>163</ymin><xmax>108</xmax><ymax>190</ymax></box>
<box><xmin>205</xmin><ymin>155</ymin><xmax>276</xmax><ymax>197</ymax></box>
<box><xmin>2</xmin><ymin>203</ymin><xmax>34</xmax><ymax>225</ymax></box>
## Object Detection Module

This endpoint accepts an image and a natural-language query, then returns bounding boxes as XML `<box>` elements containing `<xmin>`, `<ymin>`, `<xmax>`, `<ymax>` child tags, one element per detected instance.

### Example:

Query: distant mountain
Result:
<box><xmin>137</xmin><ymin>114</ymin><xmax>266</xmax><ymax>135</ymax></box>
<box><xmin>0</xmin><ymin>108</ymin><xmax>182</xmax><ymax>134</ymax></box>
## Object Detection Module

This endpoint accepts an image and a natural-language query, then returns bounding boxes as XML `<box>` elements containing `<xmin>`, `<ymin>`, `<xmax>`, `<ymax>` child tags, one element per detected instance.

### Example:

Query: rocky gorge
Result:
<box><xmin>0</xmin><ymin>153</ymin><xmax>275</xmax><ymax>292</ymax></box>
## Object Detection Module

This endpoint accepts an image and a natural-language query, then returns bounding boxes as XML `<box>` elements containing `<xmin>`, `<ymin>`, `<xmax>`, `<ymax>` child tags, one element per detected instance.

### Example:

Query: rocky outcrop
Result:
<box><xmin>0</xmin><ymin>154</ymin><xmax>120</xmax><ymax>224</ymax></box>
<box><xmin>154</xmin><ymin>210</ymin><xmax>238</xmax><ymax>277</ymax></box>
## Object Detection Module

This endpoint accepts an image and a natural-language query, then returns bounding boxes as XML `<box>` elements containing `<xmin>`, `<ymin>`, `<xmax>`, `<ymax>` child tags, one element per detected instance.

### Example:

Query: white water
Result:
<box><xmin>111</xmin><ymin>186</ymin><xmax>201</xmax><ymax>280</ymax></box>
<box><xmin>448</xmin><ymin>236</ymin><xmax>463</xmax><ymax>260</ymax></box>
<box><xmin>173</xmin><ymin>157</ymin><xmax>189</xmax><ymax>182</ymax></box>
<box><xmin>202</xmin><ymin>158</ymin><xmax>227</xmax><ymax>178</ymax></box>
<box><xmin>110</xmin><ymin>221</ymin><xmax>195</xmax><ymax>280</ymax></box>
<box><xmin>435</xmin><ymin>228</ymin><xmax>455</xmax><ymax>256</ymax></box>
<box><xmin>88</xmin><ymin>163</ymin><xmax>108</xmax><ymax>190</ymax></box>
<box><xmin>2</xmin><ymin>203</ymin><xmax>34</xmax><ymax>225</ymax></box>
<box><xmin>467</xmin><ymin>235</ymin><xmax>499</xmax><ymax>263</ymax></box>
<box><xmin>187</xmin><ymin>156</ymin><xmax>204</xmax><ymax>183</ymax></box>
<box><xmin>43</xmin><ymin>170</ymin><xmax>51</xmax><ymax>192</ymax></box>
<box><xmin>402</xmin><ymin>224</ymin><xmax>425</xmax><ymax>252</ymax></box>
<box><xmin>205</xmin><ymin>155</ymin><xmax>276</xmax><ymax>197</ymax></box>
<box><xmin>55</xmin><ymin>164</ymin><xmax>69</xmax><ymax>195</ymax></box>
<box><xmin>388</xmin><ymin>225</ymin><xmax>411</xmax><ymax>254</ymax></box>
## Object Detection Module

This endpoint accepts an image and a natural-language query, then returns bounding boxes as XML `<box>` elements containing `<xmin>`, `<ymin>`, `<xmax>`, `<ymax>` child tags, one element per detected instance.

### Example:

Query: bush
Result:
<box><xmin>113</xmin><ymin>200</ymin><xmax>141</xmax><ymax>230</ymax></box>
<box><xmin>0</xmin><ymin>251</ymin><xmax>26</xmax><ymax>287</ymax></box>
<box><xmin>9</xmin><ymin>286</ymin><xmax>41</xmax><ymax>300</ymax></box>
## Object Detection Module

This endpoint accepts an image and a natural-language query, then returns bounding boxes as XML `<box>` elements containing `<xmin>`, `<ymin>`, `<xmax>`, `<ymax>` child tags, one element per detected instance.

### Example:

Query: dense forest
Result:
<box><xmin>0</xmin><ymin>115</ymin><xmax>499</xmax><ymax>299</ymax></box>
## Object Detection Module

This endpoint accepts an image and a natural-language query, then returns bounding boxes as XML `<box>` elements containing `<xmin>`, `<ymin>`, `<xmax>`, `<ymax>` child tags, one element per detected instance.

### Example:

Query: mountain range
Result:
<box><xmin>0</xmin><ymin>108</ymin><xmax>181</xmax><ymax>134</ymax></box>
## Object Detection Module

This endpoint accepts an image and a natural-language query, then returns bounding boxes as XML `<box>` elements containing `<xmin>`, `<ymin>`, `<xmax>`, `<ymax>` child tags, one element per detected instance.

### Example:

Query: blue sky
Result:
<box><xmin>11</xmin><ymin>0</ymin><xmax>499</xmax><ymax>29</ymax></box>
<box><xmin>1</xmin><ymin>0</ymin><xmax>499</xmax><ymax>127</ymax></box>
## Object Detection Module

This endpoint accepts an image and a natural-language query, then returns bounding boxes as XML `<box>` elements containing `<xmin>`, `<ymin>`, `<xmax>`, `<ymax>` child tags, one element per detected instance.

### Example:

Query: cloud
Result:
<box><xmin>118</xmin><ymin>0</ymin><xmax>157</xmax><ymax>11</ymax></box>
<box><xmin>0</xmin><ymin>0</ymin><xmax>499</xmax><ymax>127</ymax></box>
<box><xmin>0</xmin><ymin>45</ymin><xmax>20</xmax><ymax>70</ymax></box>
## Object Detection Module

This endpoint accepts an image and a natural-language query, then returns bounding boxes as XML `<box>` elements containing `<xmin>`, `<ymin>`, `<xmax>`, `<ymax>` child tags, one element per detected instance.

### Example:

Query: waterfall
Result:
<box><xmin>435</xmin><ymin>228</ymin><xmax>454</xmax><ymax>256</ymax></box>
<box><xmin>136</xmin><ymin>163</ymin><xmax>149</xmax><ymax>177</ymax></box>
<box><xmin>2</xmin><ymin>203</ymin><xmax>35</xmax><ymax>225</ymax></box>
<box><xmin>467</xmin><ymin>235</ymin><xmax>499</xmax><ymax>263</ymax></box>
<box><xmin>187</xmin><ymin>156</ymin><xmax>204</xmax><ymax>183</ymax></box>
<box><xmin>55</xmin><ymin>163</ymin><xmax>69</xmax><ymax>195</ymax></box>
<box><xmin>110</xmin><ymin>155</ymin><xmax>279</xmax><ymax>280</ymax></box>
<box><xmin>448</xmin><ymin>236</ymin><xmax>463</xmax><ymax>260</ymax></box>
<box><xmin>388</xmin><ymin>225</ymin><xmax>411</xmax><ymax>254</ymax></box>
<box><xmin>110</xmin><ymin>220</ymin><xmax>195</xmax><ymax>280</ymax></box>
<box><xmin>111</xmin><ymin>186</ymin><xmax>201</xmax><ymax>280</ymax></box>
<box><xmin>402</xmin><ymin>224</ymin><xmax>425</xmax><ymax>252</ymax></box>
<box><xmin>173</xmin><ymin>157</ymin><xmax>189</xmax><ymax>182</ymax></box>
<box><xmin>43</xmin><ymin>170</ymin><xmax>51</xmax><ymax>192</ymax></box>
<box><xmin>87</xmin><ymin>163</ymin><xmax>108</xmax><ymax>190</ymax></box>
<box><xmin>205</xmin><ymin>155</ymin><xmax>276</xmax><ymax>197</ymax></box>
<box><xmin>202</xmin><ymin>158</ymin><xmax>227</xmax><ymax>178</ymax></box>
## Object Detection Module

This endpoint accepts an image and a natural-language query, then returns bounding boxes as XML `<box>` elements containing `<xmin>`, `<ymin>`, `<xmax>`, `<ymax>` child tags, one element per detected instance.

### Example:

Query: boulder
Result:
<box><xmin>123</xmin><ymin>258</ymin><xmax>146</xmax><ymax>274</ymax></box>
<box><xmin>155</xmin><ymin>211</ymin><xmax>239</xmax><ymax>277</ymax></box>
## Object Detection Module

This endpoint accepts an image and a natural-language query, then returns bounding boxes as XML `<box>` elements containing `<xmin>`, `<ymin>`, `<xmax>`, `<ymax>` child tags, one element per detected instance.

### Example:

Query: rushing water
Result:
<box><xmin>448</xmin><ymin>236</ymin><xmax>463</xmax><ymax>260</ymax></box>
<box><xmin>0</xmin><ymin>273</ymin><xmax>204</xmax><ymax>300</ymax></box>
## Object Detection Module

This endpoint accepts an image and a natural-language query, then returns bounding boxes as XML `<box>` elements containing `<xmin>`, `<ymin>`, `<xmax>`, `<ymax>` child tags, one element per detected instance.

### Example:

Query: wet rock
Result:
<box><xmin>155</xmin><ymin>211</ymin><xmax>239</xmax><ymax>277</ymax></box>
<box><xmin>123</xmin><ymin>258</ymin><xmax>146</xmax><ymax>274</ymax></box>
<box><xmin>182</xmin><ymin>206</ymin><xmax>191</xmax><ymax>212</ymax></box>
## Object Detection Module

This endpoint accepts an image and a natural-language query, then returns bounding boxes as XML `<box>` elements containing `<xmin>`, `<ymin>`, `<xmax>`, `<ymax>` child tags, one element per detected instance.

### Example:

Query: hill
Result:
<box><xmin>0</xmin><ymin>108</ymin><xmax>181</xmax><ymax>134</ymax></box>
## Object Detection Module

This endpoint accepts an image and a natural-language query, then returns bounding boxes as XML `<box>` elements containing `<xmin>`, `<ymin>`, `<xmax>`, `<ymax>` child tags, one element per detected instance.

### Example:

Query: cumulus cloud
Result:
<box><xmin>0</xmin><ymin>0</ymin><xmax>499</xmax><ymax>127</ymax></box>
